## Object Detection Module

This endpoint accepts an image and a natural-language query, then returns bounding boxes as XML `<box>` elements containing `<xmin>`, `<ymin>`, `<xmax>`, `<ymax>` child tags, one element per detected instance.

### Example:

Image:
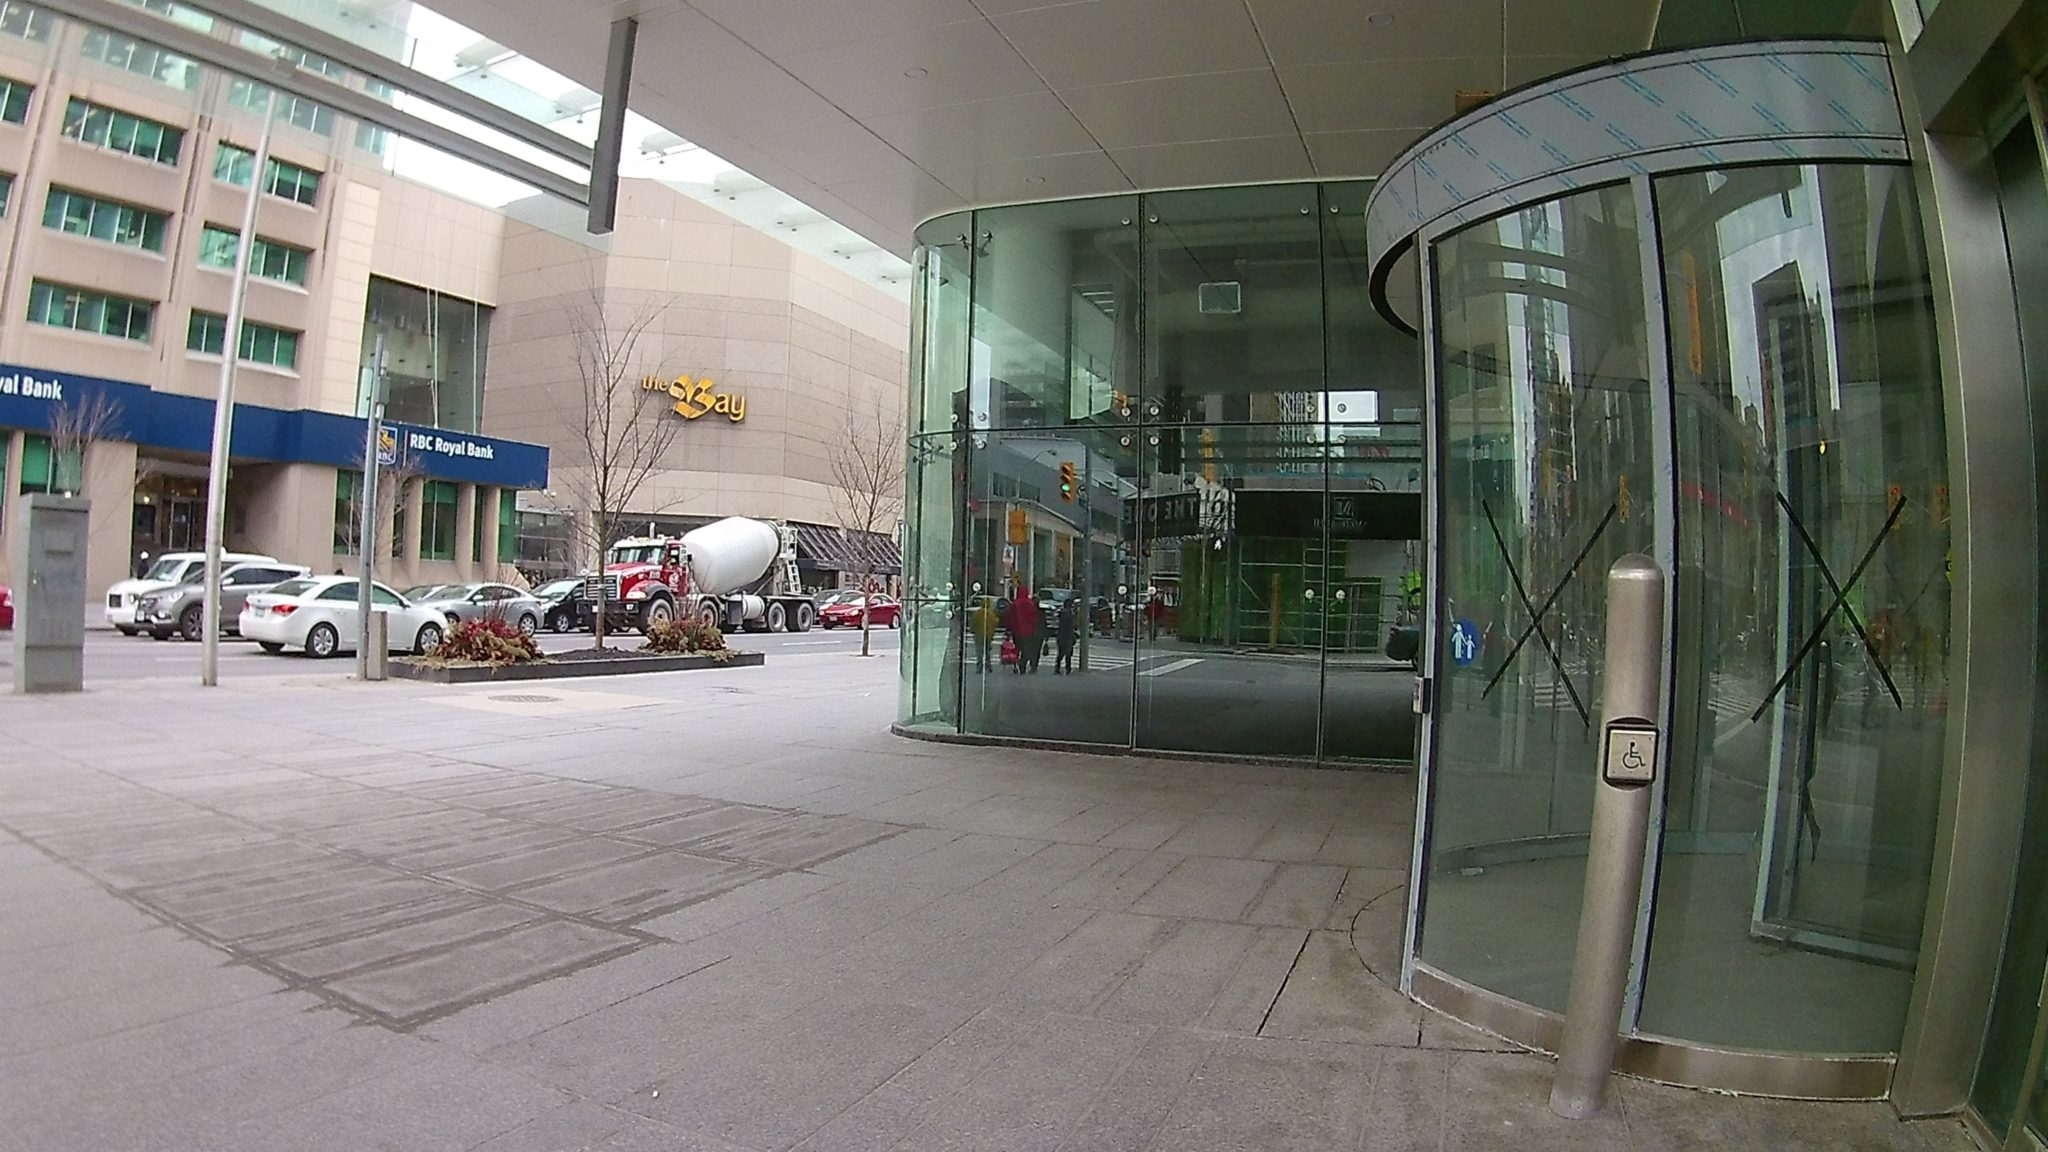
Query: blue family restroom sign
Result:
<box><xmin>1449</xmin><ymin>618</ymin><xmax>1481</xmax><ymax>667</ymax></box>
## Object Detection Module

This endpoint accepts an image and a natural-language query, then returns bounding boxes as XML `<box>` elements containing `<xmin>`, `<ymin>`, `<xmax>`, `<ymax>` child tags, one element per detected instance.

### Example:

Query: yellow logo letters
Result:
<box><xmin>641</xmin><ymin>375</ymin><xmax>745</xmax><ymax>422</ymax></box>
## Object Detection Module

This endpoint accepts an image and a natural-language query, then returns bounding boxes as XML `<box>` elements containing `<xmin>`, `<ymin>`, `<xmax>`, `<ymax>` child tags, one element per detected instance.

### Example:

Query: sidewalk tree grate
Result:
<box><xmin>488</xmin><ymin>693</ymin><xmax>562</xmax><ymax>704</ymax></box>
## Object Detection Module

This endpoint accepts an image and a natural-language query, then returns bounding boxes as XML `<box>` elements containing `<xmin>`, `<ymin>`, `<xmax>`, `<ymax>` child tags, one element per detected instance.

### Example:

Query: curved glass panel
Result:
<box><xmin>1419</xmin><ymin>184</ymin><xmax>1654</xmax><ymax>1012</ymax></box>
<box><xmin>912</xmin><ymin>213</ymin><xmax>974</xmax><ymax>438</ymax></box>
<box><xmin>897</xmin><ymin>183</ymin><xmax>1425</xmax><ymax>763</ymax></box>
<box><xmin>1640</xmin><ymin>162</ymin><xmax>1947</xmax><ymax>1052</ymax></box>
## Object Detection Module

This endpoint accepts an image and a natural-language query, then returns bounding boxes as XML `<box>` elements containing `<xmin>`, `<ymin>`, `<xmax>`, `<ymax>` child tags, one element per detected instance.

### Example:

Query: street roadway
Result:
<box><xmin>0</xmin><ymin>621</ymin><xmax>900</xmax><ymax>685</ymax></box>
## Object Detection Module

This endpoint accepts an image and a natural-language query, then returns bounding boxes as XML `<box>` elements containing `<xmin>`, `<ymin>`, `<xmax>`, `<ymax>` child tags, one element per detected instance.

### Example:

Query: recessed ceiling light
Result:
<box><xmin>1367</xmin><ymin>12</ymin><xmax>1395</xmax><ymax>25</ymax></box>
<box><xmin>903</xmin><ymin>66</ymin><xmax>929</xmax><ymax>79</ymax></box>
<box><xmin>1024</xmin><ymin>175</ymin><xmax>1046</xmax><ymax>185</ymax></box>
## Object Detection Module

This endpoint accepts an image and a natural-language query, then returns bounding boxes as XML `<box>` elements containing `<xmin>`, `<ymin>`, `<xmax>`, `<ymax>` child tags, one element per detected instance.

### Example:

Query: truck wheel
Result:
<box><xmin>697</xmin><ymin>602</ymin><xmax>722</xmax><ymax>631</ymax></box>
<box><xmin>766</xmin><ymin>603</ymin><xmax>787</xmax><ymax>633</ymax></box>
<box><xmin>791</xmin><ymin>603</ymin><xmax>814</xmax><ymax>633</ymax></box>
<box><xmin>641</xmin><ymin>599</ymin><xmax>674</xmax><ymax>633</ymax></box>
<box><xmin>180</xmin><ymin>605</ymin><xmax>206</xmax><ymax>642</ymax></box>
<box><xmin>116</xmin><ymin>625</ymin><xmax>138</xmax><ymax>636</ymax></box>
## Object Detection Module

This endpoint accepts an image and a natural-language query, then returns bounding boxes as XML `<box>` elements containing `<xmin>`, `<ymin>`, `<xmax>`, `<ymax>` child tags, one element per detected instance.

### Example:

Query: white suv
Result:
<box><xmin>105</xmin><ymin>551</ymin><xmax>277</xmax><ymax>635</ymax></box>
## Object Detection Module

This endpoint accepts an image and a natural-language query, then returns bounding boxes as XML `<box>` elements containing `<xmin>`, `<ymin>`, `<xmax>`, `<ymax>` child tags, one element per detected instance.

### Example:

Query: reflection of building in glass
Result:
<box><xmin>358</xmin><ymin>276</ymin><xmax>493</xmax><ymax>434</ymax></box>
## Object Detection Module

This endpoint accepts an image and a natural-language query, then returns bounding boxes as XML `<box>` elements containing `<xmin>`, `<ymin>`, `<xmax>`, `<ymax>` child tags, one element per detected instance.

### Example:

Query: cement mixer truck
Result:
<box><xmin>576</xmin><ymin>517</ymin><xmax>819</xmax><ymax>634</ymax></box>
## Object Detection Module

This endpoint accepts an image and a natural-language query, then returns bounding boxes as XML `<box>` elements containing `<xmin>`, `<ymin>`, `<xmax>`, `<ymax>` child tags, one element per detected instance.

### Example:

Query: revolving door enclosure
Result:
<box><xmin>1367</xmin><ymin>40</ymin><xmax>1951</xmax><ymax>1094</ymax></box>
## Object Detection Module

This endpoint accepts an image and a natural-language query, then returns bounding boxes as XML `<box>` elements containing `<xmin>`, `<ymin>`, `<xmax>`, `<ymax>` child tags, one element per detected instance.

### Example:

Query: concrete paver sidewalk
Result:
<box><xmin>0</xmin><ymin>652</ymin><xmax>1973</xmax><ymax>1151</ymax></box>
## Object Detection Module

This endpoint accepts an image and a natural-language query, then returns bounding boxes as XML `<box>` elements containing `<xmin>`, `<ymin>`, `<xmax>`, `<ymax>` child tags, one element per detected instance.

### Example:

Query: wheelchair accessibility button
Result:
<box><xmin>1602</xmin><ymin>723</ymin><xmax>1659</xmax><ymax>786</ymax></box>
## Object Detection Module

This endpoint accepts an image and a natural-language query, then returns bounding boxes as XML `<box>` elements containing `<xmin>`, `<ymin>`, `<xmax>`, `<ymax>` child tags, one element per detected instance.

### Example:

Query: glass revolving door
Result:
<box><xmin>1419</xmin><ymin>183</ymin><xmax>1657</xmax><ymax>1014</ymax></box>
<box><xmin>1411</xmin><ymin>160</ymin><xmax>1949</xmax><ymax>1069</ymax></box>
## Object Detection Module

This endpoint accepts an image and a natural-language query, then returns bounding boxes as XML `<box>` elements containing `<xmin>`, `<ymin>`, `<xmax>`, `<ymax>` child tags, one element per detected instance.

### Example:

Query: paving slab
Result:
<box><xmin>0</xmin><ymin>651</ymin><xmax>1977</xmax><ymax>1152</ymax></box>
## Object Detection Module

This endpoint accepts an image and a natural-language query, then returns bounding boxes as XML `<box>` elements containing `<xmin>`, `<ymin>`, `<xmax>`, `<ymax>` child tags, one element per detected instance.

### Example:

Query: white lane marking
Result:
<box><xmin>1138</xmin><ymin>657</ymin><xmax>1203</xmax><ymax>677</ymax></box>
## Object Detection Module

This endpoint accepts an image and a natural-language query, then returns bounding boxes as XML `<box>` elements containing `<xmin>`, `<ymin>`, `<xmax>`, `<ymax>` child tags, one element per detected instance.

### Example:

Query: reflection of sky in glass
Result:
<box><xmin>1714</xmin><ymin>166</ymin><xmax>1840</xmax><ymax>440</ymax></box>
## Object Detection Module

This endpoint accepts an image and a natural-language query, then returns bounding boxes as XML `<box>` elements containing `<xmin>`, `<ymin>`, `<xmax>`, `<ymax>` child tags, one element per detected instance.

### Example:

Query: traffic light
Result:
<box><xmin>1059</xmin><ymin>461</ymin><xmax>1077</xmax><ymax>502</ymax></box>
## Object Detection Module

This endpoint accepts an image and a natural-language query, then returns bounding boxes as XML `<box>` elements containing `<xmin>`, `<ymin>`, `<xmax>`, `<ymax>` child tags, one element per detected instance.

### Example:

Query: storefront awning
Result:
<box><xmin>793</xmin><ymin>523</ymin><xmax>900</xmax><ymax>575</ymax></box>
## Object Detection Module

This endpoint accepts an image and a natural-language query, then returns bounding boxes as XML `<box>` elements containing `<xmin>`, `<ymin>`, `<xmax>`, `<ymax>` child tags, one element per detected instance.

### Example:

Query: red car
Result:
<box><xmin>0</xmin><ymin>583</ymin><xmax>11</xmax><ymax>630</ymax></box>
<box><xmin>819</xmin><ymin>595</ymin><xmax>899</xmax><ymax>629</ymax></box>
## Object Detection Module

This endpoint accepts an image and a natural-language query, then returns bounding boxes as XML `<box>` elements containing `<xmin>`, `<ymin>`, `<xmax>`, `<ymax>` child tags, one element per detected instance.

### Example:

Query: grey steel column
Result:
<box><xmin>1551</xmin><ymin>554</ymin><xmax>1665</xmax><ymax>1119</ymax></box>
<box><xmin>587</xmin><ymin>17</ymin><xmax>639</xmax><ymax>235</ymax></box>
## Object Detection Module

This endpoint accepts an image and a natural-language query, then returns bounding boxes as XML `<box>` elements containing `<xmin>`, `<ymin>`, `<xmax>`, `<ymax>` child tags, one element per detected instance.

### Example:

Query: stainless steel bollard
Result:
<box><xmin>1551</xmin><ymin>553</ymin><xmax>1665</xmax><ymax>1120</ymax></box>
<box><xmin>364</xmin><ymin>611</ymin><xmax>389</xmax><ymax>682</ymax></box>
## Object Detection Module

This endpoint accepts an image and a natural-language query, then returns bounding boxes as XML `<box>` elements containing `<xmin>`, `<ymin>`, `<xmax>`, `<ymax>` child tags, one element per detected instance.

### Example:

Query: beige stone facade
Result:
<box><xmin>485</xmin><ymin>181</ymin><xmax>909</xmax><ymax>578</ymax></box>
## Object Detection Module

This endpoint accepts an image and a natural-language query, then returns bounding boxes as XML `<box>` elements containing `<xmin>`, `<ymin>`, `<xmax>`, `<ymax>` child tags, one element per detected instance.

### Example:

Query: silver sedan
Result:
<box><xmin>405</xmin><ymin>582</ymin><xmax>547</xmax><ymax>635</ymax></box>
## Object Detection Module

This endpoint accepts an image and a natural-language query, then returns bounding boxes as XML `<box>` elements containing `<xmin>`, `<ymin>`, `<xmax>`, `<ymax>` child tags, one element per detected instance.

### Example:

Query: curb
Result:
<box><xmin>390</xmin><ymin>650</ymin><xmax>765</xmax><ymax>683</ymax></box>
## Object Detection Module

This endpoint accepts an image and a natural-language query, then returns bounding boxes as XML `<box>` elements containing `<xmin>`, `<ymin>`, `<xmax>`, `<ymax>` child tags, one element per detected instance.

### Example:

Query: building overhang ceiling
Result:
<box><xmin>420</xmin><ymin>0</ymin><xmax>1663</xmax><ymax>256</ymax></box>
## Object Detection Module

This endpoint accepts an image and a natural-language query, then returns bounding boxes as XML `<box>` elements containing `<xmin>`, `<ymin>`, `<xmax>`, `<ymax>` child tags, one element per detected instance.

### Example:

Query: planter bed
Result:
<box><xmin>389</xmin><ymin>648</ymin><xmax>763</xmax><ymax>684</ymax></box>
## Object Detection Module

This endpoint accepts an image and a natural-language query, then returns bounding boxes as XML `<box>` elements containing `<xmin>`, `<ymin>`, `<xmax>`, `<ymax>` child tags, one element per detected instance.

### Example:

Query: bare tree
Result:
<box><xmin>549</xmin><ymin>283</ymin><xmax>684</xmax><ymax>648</ymax></box>
<box><xmin>45</xmin><ymin>387</ymin><xmax>125</xmax><ymax>497</ymax></box>
<box><xmin>828</xmin><ymin>385</ymin><xmax>906</xmax><ymax>657</ymax></box>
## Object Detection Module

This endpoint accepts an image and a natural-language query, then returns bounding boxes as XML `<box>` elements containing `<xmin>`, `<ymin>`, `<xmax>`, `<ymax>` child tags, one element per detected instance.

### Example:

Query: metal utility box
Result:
<box><xmin>13</xmin><ymin>495</ymin><xmax>90</xmax><ymax>694</ymax></box>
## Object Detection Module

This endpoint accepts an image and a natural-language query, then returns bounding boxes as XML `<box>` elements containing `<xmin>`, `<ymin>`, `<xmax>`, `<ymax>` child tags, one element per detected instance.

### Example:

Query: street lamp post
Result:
<box><xmin>356</xmin><ymin>335</ymin><xmax>388</xmax><ymax>681</ymax></box>
<box><xmin>199</xmin><ymin>84</ymin><xmax>277</xmax><ymax>687</ymax></box>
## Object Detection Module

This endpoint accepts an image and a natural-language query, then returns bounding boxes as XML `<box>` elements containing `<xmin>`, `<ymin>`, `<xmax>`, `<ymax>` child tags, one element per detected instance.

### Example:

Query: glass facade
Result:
<box><xmin>185</xmin><ymin>311</ymin><xmax>300</xmax><ymax>369</ymax></box>
<box><xmin>42</xmin><ymin>186</ymin><xmax>168</xmax><ymax>251</ymax></box>
<box><xmin>421</xmin><ymin>480</ymin><xmax>458</xmax><ymax>561</ymax></box>
<box><xmin>28</xmin><ymin>280</ymin><xmax>152</xmax><ymax>341</ymax></box>
<box><xmin>61</xmin><ymin>98</ymin><xmax>183</xmax><ymax>165</ymax></box>
<box><xmin>901</xmin><ymin>182</ymin><xmax>1425</xmax><ymax>765</ymax></box>
<box><xmin>359</xmin><ymin>276</ymin><xmax>493</xmax><ymax>434</ymax></box>
<box><xmin>213</xmin><ymin>144</ymin><xmax>321</xmax><ymax>207</ymax></box>
<box><xmin>0</xmin><ymin>76</ymin><xmax>30</xmax><ymax>123</ymax></box>
<box><xmin>198</xmin><ymin>225</ymin><xmax>310</xmax><ymax>285</ymax></box>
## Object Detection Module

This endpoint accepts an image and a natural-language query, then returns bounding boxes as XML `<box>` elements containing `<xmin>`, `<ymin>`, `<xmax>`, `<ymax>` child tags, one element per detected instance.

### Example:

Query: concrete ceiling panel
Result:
<box><xmin>865</xmin><ymin>91</ymin><xmax>1103</xmax><ymax>175</ymax></box>
<box><xmin>1280</xmin><ymin>57</ymin><xmax>1505</xmax><ymax>133</ymax></box>
<box><xmin>1109</xmin><ymin>134</ymin><xmax>1315</xmax><ymax>188</ymax></box>
<box><xmin>1063</xmin><ymin>69</ymin><xmax>1299</xmax><ymax>150</ymax></box>
<box><xmin>1503</xmin><ymin>0</ymin><xmax>1660</xmax><ymax>58</ymax></box>
<box><xmin>777</xmin><ymin>18</ymin><xmax>1047</xmax><ymax>117</ymax></box>
<box><xmin>684</xmin><ymin>0</ymin><xmax>988</xmax><ymax>58</ymax></box>
<box><xmin>1303</xmin><ymin>128</ymin><xmax>1425</xmax><ymax>178</ymax></box>
<box><xmin>1246</xmin><ymin>0</ymin><xmax>1505</xmax><ymax>67</ymax></box>
<box><xmin>990</xmin><ymin>0</ymin><xmax>1270</xmax><ymax>88</ymax></box>
<box><xmin>937</xmin><ymin>148</ymin><xmax>1135</xmax><ymax>205</ymax></box>
<box><xmin>432</xmin><ymin>0</ymin><xmax>1662</xmax><ymax>255</ymax></box>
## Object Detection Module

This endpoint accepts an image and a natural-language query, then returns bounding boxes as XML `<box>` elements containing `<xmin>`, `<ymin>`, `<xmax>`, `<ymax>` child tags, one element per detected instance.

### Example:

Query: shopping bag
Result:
<box><xmin>1000</xmin><ymin>636</ymin><xmax>1019</xmax><ymax>665</ymax></box>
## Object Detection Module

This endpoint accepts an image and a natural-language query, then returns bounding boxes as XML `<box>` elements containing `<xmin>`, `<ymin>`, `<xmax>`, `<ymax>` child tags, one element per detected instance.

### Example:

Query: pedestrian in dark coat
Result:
<box><xmin>1054</xmin><ymin>597</ymin><xmax>1079</xmax><ymax>673</ymax></box>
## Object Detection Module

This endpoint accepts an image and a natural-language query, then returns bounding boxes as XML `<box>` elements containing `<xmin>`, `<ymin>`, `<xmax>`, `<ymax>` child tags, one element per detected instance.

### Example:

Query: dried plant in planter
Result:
<box><xmin>432</xmin><ymin>615</ymin><xmax>543</xmax><ymax>665</ymax></box>
<box><xmin>640</xmin><ymin>617</ymin><xmax>730</xmax><ymax>659</ymax></box>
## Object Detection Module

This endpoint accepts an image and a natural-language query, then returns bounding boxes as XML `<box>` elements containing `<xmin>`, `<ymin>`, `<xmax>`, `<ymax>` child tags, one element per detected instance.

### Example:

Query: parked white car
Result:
<box><xmin>239</xmin><ymin>576</ymin><xmax>448</xmax><ymax>658</ymax></box>
<box><xmin>105</xmin><ymin>551</ymin><xmax>276</xmax><ymax>635</ymax></box>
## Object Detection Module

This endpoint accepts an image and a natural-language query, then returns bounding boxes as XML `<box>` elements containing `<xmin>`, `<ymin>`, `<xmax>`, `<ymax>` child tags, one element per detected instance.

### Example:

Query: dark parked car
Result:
<box><xmin>533</xmin><ymin>577</ymin><xmax>584</xmax><ymax>632</ymax></box>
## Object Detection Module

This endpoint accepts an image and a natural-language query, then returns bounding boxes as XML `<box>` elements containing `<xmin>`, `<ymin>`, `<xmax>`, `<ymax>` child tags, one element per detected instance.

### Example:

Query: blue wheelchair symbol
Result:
<box><xmin>1449</xmin><ymin>619</ymin><xmax>1480</xmax><ymax>667</ymax></box>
